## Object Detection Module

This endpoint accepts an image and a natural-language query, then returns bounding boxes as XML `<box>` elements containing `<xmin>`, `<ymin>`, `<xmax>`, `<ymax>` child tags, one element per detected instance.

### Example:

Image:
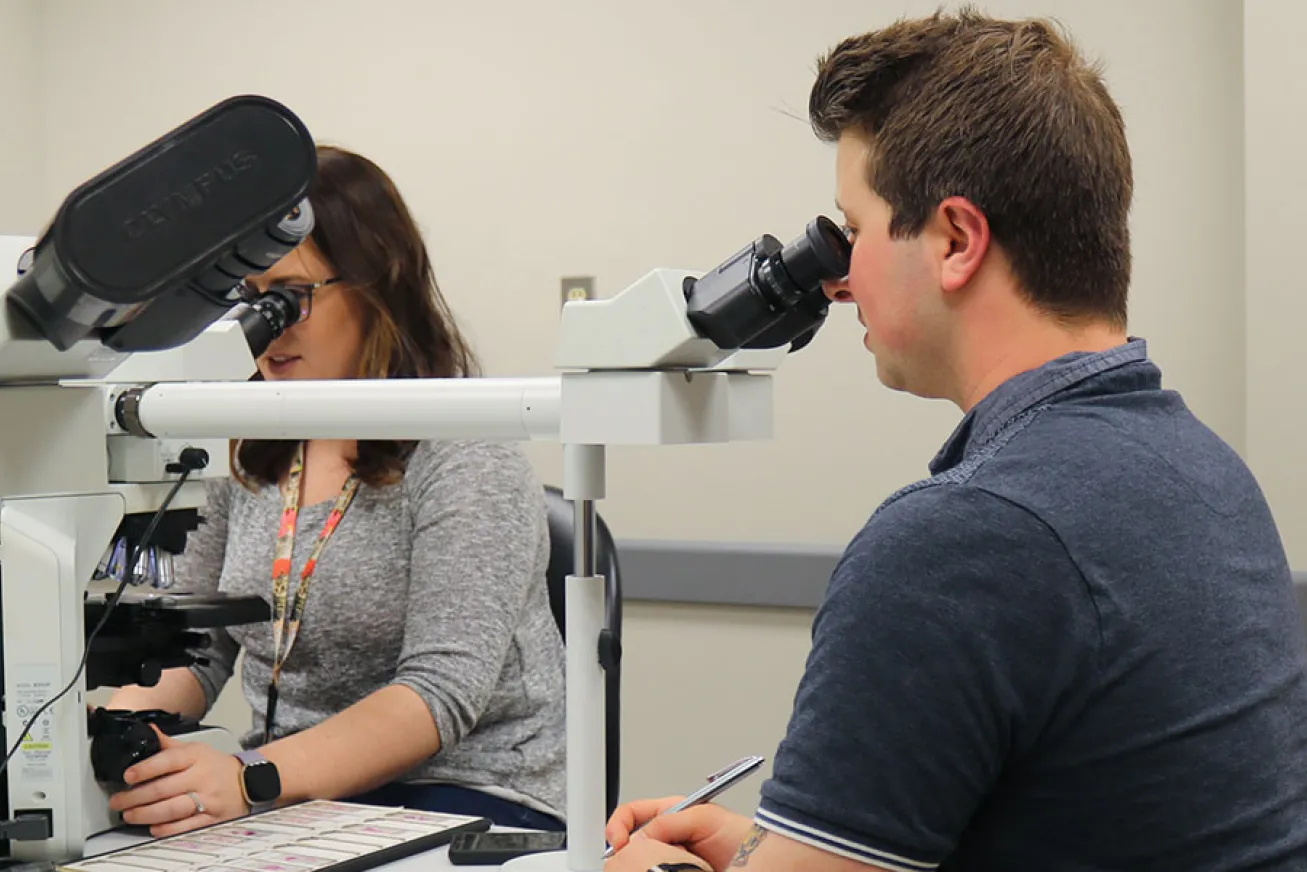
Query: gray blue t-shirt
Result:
<box><xmin>758</xmin><ymin>340</ymin><xmax>1307</xmax><ymax>870</ymax></box>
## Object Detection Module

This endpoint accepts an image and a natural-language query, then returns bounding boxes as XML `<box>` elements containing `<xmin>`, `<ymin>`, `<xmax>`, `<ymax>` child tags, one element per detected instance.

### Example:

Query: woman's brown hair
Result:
<box><xmin>233</xmin><ymin>145</ymin><xmax>479</xmax><ymax>489</ymax></box>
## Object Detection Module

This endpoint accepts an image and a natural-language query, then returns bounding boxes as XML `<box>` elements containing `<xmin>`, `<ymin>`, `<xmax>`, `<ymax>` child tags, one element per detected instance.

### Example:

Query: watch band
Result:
<box><xmin>650</xmin><ymin>864</ymin><xmax>709</xmax><ymax>872</ymax></box>
<box><xmin>235</xmin><ymin>749</ymin><xmax>279</xmax><ymax>813</ymax></box>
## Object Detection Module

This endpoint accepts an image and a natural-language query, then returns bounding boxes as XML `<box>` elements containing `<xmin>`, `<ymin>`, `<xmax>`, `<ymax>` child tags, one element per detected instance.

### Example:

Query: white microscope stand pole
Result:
<box><xmin>505</xmin><ymin>443</ymin><xmax>607</xmax><ymax>872</ymax></box>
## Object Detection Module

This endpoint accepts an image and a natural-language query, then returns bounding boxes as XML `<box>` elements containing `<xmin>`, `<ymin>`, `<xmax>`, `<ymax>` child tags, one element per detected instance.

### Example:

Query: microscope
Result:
<box><xmin>0</xmin><ymin>94</ymin><xmax>850</xmax><ymax>871</ymax></box>
<box><xmin>0</xmin><ymin>94</ymin><xmax>317</xmax><ymax>861</ymax></box>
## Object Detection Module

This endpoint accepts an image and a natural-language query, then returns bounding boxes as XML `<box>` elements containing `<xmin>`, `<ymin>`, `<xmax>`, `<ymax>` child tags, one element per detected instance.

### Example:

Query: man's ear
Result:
<box><xmin>934</xmin><ymin>196</ymin><xmax>991</xmax><ymax>293</ymax></box>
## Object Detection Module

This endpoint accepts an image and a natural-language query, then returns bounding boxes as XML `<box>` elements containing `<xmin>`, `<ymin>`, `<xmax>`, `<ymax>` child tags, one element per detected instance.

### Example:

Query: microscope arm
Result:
<box><xmin>111</xmin><ymin>377</ymin><xmax>563</xmax><ymax>443</ymax></box>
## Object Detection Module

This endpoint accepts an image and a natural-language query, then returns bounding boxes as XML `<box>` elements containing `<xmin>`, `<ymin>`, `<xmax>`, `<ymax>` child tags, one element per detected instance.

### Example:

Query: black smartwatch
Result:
<box><xmin>235</xmin><ymin>749</ymin><xmax>281</xmax><ymax>813</ymax></box>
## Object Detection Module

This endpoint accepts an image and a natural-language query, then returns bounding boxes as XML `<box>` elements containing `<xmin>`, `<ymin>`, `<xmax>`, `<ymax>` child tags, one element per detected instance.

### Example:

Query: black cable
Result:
<box><xmin>0</xmin><ymin>460</ymin><xmax>202</xmax><ymax>778</ymax></box>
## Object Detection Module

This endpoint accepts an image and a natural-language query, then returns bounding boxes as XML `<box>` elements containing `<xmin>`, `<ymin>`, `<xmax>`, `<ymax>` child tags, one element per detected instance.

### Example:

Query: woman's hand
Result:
<box><xmin>109</xmin><ymin>727</ymin><xmax>250</xmax><ymax>837</ymax></box>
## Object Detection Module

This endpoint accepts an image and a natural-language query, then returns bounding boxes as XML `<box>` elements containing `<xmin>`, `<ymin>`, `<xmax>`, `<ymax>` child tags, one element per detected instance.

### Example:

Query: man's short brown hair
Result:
<box><xmin>810</xmin><ymin>8</ymin><xmax>1132</xmax><ymax>327</ymax></box>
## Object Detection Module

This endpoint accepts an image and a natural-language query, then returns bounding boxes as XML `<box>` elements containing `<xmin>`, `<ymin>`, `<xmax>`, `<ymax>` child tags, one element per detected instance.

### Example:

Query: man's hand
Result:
<box><xmin>607</xmin><ymin>802</ymin><xmax>892</xmax><ymax>871</ymax></box>
<box><xmin>604</xmin><ymin>836</ymin><xmax>711</xmax><ymax>872</ymax></box>
<box><xmin>109</xmin><ymin>726</ymin><xmax>250</xmax><ymax>836</ymax></box>
<box><xmin>606</xmin><ymin>797</ymin><xmax>753</xmax><ymax>871</ymax></box>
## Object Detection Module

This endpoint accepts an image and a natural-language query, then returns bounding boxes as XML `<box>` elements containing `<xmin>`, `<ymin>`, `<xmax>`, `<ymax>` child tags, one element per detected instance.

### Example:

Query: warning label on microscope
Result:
<box><xmin>12</xmin><ymin>665</ymin><xmax>57</xmax><ymax>783</ymax></box>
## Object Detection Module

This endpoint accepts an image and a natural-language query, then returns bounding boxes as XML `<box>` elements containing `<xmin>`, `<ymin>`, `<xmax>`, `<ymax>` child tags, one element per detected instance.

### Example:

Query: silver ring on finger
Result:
<box><xmin>187</xmin><ymin>791</ymin><xmax>207</xmax><ymax>815</ymax></box>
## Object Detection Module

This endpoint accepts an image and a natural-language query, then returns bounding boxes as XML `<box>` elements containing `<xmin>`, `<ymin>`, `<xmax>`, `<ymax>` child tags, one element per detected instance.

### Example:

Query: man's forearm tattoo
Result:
<box><xmin>731</xmin><ymin>825</ymin><xmax>768</xmax><ymax>867</ymax></box>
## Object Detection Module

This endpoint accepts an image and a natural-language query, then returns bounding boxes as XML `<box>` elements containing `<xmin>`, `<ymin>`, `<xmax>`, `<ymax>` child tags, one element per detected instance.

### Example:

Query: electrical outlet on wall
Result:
<box><xmin>561</xmin><ymin>276</ymin><xmax>595</xmax><ymax>308</ymax></box>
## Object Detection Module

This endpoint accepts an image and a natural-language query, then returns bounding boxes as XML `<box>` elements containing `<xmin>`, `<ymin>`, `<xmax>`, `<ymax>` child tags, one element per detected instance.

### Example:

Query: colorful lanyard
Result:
<box><xmin>264</xmin><ymin>442</ymin><xmax>360</xmax><ymax>742</ymax></box>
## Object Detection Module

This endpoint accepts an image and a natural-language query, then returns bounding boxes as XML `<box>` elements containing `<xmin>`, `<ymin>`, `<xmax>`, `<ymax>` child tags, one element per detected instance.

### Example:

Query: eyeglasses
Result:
<box><xmin>237</xmin><ymin>276</ymin><xmax>342</xmax><ymax>322</ymax></box>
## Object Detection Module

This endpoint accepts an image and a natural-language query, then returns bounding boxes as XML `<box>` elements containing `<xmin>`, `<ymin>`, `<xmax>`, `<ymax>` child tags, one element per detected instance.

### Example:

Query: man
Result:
<box><xmin>606</xmin><ymin>9</ymin><xmax>1307</xmax><ymax>872</ymax></box>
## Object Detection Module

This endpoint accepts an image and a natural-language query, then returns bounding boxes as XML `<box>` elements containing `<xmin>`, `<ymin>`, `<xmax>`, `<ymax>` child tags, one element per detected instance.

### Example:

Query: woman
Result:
<box><xmin>107</xmin><ymin>145</ymin><xmax>566</xmax><ymax>836</ymax></box>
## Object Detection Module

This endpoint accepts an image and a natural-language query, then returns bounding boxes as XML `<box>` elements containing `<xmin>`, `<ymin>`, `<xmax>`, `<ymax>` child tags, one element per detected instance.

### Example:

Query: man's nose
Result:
<box><xmin>822</xmin><ymin>276</ymin><xmax>853</xmax><ymax>302</ymax></box>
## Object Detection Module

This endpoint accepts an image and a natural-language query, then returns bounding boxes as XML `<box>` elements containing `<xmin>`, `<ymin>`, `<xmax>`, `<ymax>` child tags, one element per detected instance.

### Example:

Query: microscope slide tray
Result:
<box><xmin>61</xmin><ymin>800</ymin><xmax>491</xmax><ymax>872</ymax></box>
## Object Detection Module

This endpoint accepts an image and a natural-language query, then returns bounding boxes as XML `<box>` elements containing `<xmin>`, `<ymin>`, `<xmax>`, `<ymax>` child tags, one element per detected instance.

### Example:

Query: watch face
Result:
<box><xmin>243</xmin><ymin>760</ymin><xmax>281</xmax><ymax>803</ymax></box>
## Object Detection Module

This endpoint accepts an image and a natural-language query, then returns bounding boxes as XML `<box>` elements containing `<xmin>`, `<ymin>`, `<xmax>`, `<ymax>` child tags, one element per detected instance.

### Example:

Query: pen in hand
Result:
<box><xmin>603</xmin><ymin>754</ymin><xmax>766</xmax><ymax>859</ymax></box>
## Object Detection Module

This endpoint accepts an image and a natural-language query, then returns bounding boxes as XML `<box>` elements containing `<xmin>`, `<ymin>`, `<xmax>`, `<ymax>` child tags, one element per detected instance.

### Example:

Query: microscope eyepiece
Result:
<box><xmin>236</xmin><ymin>284</ymin><xmax>301</xmax><ymax>359</ymax></box>
<box><xmin>781</xmin><ymin>216</ymin><xmax>852</xmax><ymax>292</ymax></box>
<box><xmin>683</xmin><ymin>216</ymin><xmax>851</xmax><ymax>351</ymax></box>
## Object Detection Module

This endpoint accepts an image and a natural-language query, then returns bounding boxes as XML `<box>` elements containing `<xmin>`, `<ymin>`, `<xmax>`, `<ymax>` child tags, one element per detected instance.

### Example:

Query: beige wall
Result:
<box><xmin>0</xmin><ymin>0</ymin><xmax>43</xmax><ymax>234</ymax></box>
<box><xmin>1245</xmin><ymin>1</ymin><xmax>1307</xmax><ymax>568</ymax></box>
<box><xmin>22</xmin><ymin>0</ymin><xmax>1248</xmax><ymax>815</ymax></box>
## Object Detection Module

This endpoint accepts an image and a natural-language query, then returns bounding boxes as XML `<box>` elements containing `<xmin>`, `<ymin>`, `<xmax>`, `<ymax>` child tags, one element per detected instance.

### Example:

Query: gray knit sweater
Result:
<box><xmin>179</xmin><ymin>440</ymin><xmax>566</xmax><ymax>818</ymax></box>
